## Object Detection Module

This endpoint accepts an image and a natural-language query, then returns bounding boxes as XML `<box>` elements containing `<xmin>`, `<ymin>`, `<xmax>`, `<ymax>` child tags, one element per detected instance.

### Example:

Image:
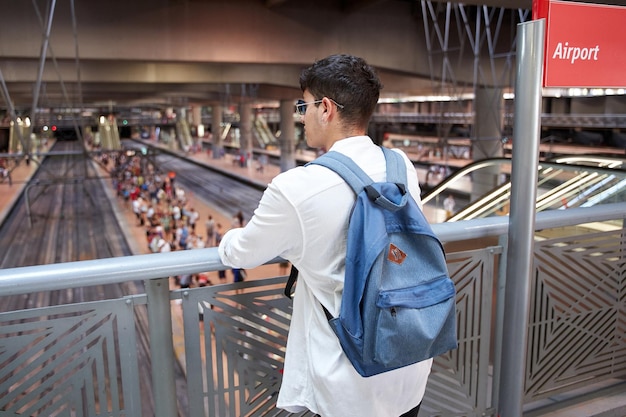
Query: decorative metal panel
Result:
<box><xmin>181</xmin><ymin>277</ymin><xmax>311</xmax><ymax>417</ymax></box>
<box><xmin>181</xmin><ymin>248</ymin><xmax>500</xmax><ymax>417</ymax></box>
<box><xmin>0</xmin><ymin>298</ymin><xmax>142</xmax><ymax>417</ymax></box>
<box><xmin>420</xmin><ymin>247</ymin><xmax>500</xmax><ymax>417</ymax></box>
<box><xmin>526</xmin><ymin>229</ymin><xmax>626</xmax><ymax>401</ymax></box>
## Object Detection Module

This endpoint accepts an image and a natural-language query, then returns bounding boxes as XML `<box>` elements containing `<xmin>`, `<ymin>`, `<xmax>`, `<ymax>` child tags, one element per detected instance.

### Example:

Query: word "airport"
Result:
<box><xmin>552</xmin><ymin>42</ymin><xmax>600</xmax><ymax>64</ymax></box>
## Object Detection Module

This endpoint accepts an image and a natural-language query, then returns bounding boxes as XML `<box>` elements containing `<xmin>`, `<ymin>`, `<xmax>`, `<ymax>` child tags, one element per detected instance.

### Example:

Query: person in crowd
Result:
<box><xmin>194</xmin><ymin>234</ymin><xmax>205</xmax><ymax>249</ymax></box>
<box><xmin>444</xmin><ymin>194</ymin><xmax>456</xmax><ymax>220</ymax></box>
<box><xmin>231</xmin><ymin>210</ymin><xmax>245</xmax><ymax>228</ymax></box>
<box><xmin>157</xmin><ymin>236</ymin><xmax>171</xmax><ymax>253</ymax></box>
<box><xmin>132</xmin><ymin>195</ymin><xmax>142</xmax><ymax>225</ymax></box>
<box><xmin>215</xmin><ymin>223</ymin><xmax>226</xmax><ymax>283</ymax></box>
<box><xmin>0</xmin><ymin>159</ymin><xmax>11</xmax><ymax>186</ymax></box>
<box><xmin>176</xmin><ymin>221</ymin><xmax>190</xmax><ymax>250</ymax></box>
<box><xmin>205</xmin><ymin>214</ymin><xmax>216</xmax><ymax>246</ymax></box>
<box><xmin>172</xmin><ymin>204</ymin><xmax>182</xmax><ymax>223</ymax></box>
<box><xmin>160</xmin><ymin>209</ymin><xmax>172</xmax><ymax>241</ymax></box>
<box><xmin>218</xmin><ymin>54</ymin><xmax>430</xmax><ymax>417</ymax></box>
<box><xmin>188</xmin><ymin>207</ymin><xmax>199</xmax><ymax>232</ymax></box>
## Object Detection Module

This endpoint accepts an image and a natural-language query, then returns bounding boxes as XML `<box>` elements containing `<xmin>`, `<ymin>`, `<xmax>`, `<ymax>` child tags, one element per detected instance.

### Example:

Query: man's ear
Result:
<box><xmin>320</xmin><ymin>97</ymin><xmax>338</xmax><ymax>123</ymax></box>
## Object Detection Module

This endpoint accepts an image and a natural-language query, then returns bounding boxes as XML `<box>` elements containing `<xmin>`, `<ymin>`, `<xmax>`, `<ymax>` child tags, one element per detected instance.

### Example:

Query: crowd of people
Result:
<box><xmin>104</xmin><ymin>149</ymin><xmax>242</xmax><ymax>288</ymax></box>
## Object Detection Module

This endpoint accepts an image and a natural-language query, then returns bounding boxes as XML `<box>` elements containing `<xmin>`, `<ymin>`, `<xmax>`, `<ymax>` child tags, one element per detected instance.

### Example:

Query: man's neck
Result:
<box><xmin>323</xmin><ymin>126</ymin><xmax>368</xmax><ymax>150</ymax></box>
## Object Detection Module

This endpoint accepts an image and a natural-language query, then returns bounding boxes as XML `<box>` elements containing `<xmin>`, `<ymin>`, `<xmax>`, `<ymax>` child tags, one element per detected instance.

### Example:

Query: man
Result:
<box><xmin>218</xmin><ymin>54</ymin><xmax>431</xmax><ymax>417</ymax></box>
<box><xmin>188</xmin><ymin>207</ymin><xmax>200</xmax><ymax>232</ymax></box>
<box><xmin>205</xmin><ymin>214</ymin><xmax>216</xmax><ymax>246</ymax></box>
<box><xmin>444</xmin><ymin>194</ymin><xmax>456</xmax><ymax>220</ymax></box>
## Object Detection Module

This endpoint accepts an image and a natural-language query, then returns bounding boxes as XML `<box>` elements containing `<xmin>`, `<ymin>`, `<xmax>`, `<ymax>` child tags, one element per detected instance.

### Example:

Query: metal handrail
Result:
<box><xmin>422</xmin><ymin>156</ymin><xmax>626</xmax><ymax>206</ymax></box>
<box><xmin>1</xmin><ymin>202</ymin><xmax>624</xmax><ymax>297</ymax></box>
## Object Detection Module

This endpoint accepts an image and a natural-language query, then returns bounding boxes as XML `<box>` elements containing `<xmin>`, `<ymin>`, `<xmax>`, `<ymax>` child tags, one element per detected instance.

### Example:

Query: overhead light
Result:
<box><xmin>378</xmin><ymin>93</ymin><xmax>474</xmax><ymax>104</ymax></box>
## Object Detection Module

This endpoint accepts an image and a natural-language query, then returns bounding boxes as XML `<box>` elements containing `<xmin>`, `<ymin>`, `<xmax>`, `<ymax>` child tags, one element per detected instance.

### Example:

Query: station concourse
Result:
<box><xmin>1</xmin><ymin>1</ymin><xmax>626</xmax><ymax>415</ymax></box>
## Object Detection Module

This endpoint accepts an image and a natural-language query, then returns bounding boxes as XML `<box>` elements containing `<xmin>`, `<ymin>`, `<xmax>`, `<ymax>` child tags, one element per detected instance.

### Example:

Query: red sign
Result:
<box><xmin>534</xmin><ymin>0</ymin><xmax>626</xmax><ymax>88</ymax></box>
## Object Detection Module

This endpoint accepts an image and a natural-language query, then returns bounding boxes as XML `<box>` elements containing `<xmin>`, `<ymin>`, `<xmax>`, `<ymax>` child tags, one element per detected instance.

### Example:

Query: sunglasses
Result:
<box><xmin>295</xmin><ymin>98</ymin><xmax>344</xmax><ymax>115</ymax></box>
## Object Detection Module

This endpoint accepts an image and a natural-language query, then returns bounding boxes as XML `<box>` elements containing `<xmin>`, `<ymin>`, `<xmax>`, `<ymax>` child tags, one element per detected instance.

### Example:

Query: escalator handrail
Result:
<box><xmin>422</xmin><ymin>155</ymin><xmax>626</xmax><ymax>206</ymax></box>
<box><xmin>423</xmin><ymin>155</ymin><xmax>626</xmax><ymax>221</ymax></box>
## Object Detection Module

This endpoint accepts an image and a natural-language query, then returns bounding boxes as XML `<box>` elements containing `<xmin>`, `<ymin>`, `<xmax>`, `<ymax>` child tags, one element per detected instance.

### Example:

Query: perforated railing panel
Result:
<box><xmin>420</xmin><ymin>247</ymin><xmax>500</xmax><ymax>417</ymax></box>
<box><xmin>181</xmin><ymin>277</ymin><xmax>307</xmax><ymax>417</ymax></box>
<box><xmin>0</xmin><ymin>298</ymin><xmax>141</xmax><ymax>416</ymax></box>
<box><xmin>526</xmin><ymin>229</ymin><xmax>626</xmax><ymax>401</ymax></box>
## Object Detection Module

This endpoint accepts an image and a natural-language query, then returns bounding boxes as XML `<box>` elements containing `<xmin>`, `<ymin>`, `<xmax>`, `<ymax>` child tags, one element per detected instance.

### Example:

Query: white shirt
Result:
<box><xmin>172</xmin><ymin>205</ymin><xmax>181</xmax><ymax>220</ymax></box>
<box><xmin>157</xmin><ymin>238</ymin><xmax>171</xmax><ymax>253</ymax></box>
<box><xmin>219</xmin><ymin>136</ymin><xmax>432</xmax><ymax>417</ymax></box>
<box><xmin>132</xmin><ymin>198</ymin><xmax>141</xmax><ymax>214</ymax></box>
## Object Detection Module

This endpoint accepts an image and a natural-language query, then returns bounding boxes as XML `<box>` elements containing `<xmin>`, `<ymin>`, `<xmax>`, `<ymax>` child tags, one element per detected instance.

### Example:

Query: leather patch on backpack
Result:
<box><xmin>388</xmin><ymin>244</ymin><xmax>407</xmax><ymax>265</ymax></box>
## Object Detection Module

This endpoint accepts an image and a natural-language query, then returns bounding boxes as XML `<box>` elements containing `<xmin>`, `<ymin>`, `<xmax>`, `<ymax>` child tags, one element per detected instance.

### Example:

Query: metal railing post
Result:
<box><xmin>145</xmin><ymin>277</ymin><xmax>178</xmax><ymax>417</ymax></box>
<box><xmin>497</xmin><ymin>19</ymin><xmax>545</xmax><ymax>417</ymax></box>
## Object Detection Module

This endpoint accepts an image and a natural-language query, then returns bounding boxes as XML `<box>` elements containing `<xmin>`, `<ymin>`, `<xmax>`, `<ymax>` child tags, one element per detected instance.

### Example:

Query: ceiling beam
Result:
<box><xmin>264</xmin><ymin>0</ymin><xmax>289</xmax><ymax>8</ymax></box>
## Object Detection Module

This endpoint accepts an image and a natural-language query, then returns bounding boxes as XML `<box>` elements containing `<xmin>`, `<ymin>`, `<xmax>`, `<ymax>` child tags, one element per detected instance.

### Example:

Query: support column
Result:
<box><xmin>240</xmin><ymin>101</ymin><xmax>253</xmax><ymax>167</ymax></box>
<box><xmin>191</xmin><ymin>105</ymin><xmax>204</xmax><ymax>139</ymax></box>
<box><xmin>164</xmin><ymin>107</ymin><xmax>176</xmax><ymax>150</ymax></box>
<box><xmin>145</xmin><ymin>277</ymin><xmax>178</xmax><ymax>417</ymax></box>
<box><xmin>498</xmin><ymin>19</ymin><xmax>544</xmax><ymax>417</ymax></box>
<box><xmin>472</xmin><ymin>87</ymin><xmax>504</xmax><ymax>200</ymax></box>
<box><xmin>211</xmin><ymin>103</ymin><xmax>224</xmax><ymax>159</ymax></box>
<box><xmin>9</xmin><ymin>119</ymin><xmax>23</xmax><ymax>153</ymax></box>
<box><xmin>279</xmin><ymin>99</ymin><xmax>296</xmax><ymax>172</ymax></box>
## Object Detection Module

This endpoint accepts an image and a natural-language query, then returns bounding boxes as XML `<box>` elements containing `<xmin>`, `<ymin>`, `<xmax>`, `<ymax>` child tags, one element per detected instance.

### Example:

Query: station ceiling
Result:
<box><xmin>1</xmin><ymin>0</ymin><xmax>625</xmax><ymax>116</ymax></box>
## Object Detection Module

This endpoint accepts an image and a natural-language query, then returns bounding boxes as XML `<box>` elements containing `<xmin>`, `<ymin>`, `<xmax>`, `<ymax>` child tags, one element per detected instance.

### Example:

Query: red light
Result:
<box><xmin>51</xmin><ymin>125</ymin><xmax>57</xmax><ymax>131</ymax></box>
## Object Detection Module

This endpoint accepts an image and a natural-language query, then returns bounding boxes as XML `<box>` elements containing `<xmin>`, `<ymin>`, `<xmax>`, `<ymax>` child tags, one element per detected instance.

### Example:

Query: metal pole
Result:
<box><xmin>280</xmin><ymin>99</ymin><xmax>296</xmax><ymax>172</ymax></box>
<box><xmin>492</xmin><ymin>233</ymin><xmax>508</xmax><ymax>410</ymax></box>
<box><xmin>0</xmin><ymin>69</ymin><xmax>28</xmax><ymax>152</ymax></box>
<box><xmin>29</xmin><ymin>0</ymin><xmax>57</xmax><ymax>152</ymax></box>
<box><xmin>145</xmin><ymin>277</ymin><xmax>178</xmax><ymax>417</ymax></box>
<box><xmin>25</xmin><ymin>183</ymin><xmax>34</xmax><ymax>228</ymax></box>
<box><xmin>497</xmin><ymin>19</ymin><xmax>545</xmax><ymax>417</ymax></box>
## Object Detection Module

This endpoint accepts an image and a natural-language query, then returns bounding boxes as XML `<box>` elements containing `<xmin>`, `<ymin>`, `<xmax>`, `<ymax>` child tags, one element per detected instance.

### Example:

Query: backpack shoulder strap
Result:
<box><xmin>380</xmin><ymin>146</ymin><xmax>408</xmax><ymax>187</ymax></box>
<box><xmin>309</xmin><ymin>148</ymin><xmax>410</xmax><ymax>211</ymax></box>
<box><xmin>284</xmin><ymin>264</ymin><xmax>299</xmax><ymax>299</ymax></box>
<box><xmin>308</xmin><ymin>147</ymin><xmax>409</xmax><ymax>192</ymax></box>
<box><xmin>307</xmin><ymin>150</ymin><xmax>372</xmax><ymax>195</ymax></box>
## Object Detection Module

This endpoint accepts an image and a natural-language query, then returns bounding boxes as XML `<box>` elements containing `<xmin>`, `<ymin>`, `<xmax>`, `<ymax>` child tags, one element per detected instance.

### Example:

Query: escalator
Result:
<box><xmin>176</xmin><ymin>118</ymin><xmax>194</xmax><ymax>150</ymax></box>
<box><xmin>253</xmin><ymin>117</ymin><xmax>279</xmax><ymax>149</ymax></box>
<box><xmin>97</xmin><ymin>116</ymin><xmax>122</xmax><ymax>150</ymax></box>
<box><xmin>218</xmin><ymin>119</ymin><xmax>279</xmax><ymax>150</ymax></box>
<box><xmin>422</xmin><ymin>155</ymin><xmax>626</xmax><ymax>223</ymax></box>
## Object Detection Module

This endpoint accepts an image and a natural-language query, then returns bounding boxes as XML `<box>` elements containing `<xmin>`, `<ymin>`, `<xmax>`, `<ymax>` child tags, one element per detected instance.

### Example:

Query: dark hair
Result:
<box><xmin>299</xmin><ymin>54</ymin><xmax>382</xmax><ymax>128</ymax></box>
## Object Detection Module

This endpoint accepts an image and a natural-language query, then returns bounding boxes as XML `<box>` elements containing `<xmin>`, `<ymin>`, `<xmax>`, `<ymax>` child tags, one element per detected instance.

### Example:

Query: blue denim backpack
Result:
<box><xmin>286</xmin><ymin>146</ymin><xmax>458</xmax><ymax>377</ymax></box>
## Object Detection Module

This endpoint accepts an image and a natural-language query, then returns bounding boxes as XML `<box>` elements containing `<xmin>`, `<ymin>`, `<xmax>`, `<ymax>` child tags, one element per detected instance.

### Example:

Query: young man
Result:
<box><xmin>218</xmin><ymin>54</ymin><xmax>432</xmax><ymax>417</ymax></box>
